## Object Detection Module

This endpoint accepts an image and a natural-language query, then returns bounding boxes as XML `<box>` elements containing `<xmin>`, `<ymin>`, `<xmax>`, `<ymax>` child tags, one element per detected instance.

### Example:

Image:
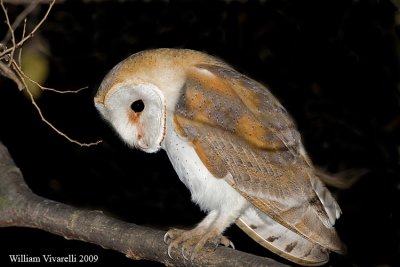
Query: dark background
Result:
<box><xmin>0</xmin><ymin>0</ymin><xmax>399</xmax><ymax>266</ymax></box>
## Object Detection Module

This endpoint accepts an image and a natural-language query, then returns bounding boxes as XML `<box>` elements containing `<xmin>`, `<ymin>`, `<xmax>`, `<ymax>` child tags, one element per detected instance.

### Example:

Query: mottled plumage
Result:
<box><xmin>95</xmin><ymin>48</ymin><xmax>345</xmax><ymax>266</ymax></box>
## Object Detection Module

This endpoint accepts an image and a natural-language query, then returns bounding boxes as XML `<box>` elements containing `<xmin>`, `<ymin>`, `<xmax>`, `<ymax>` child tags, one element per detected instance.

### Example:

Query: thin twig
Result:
<box><xmin>10</xmin><ymin>61</ymin><xmax>101</xmax><ymax>147</ymax></box>
<box><xmin>41</xmin><ymin>86</ymin><xmax>89</xmax><ymax>94</ymax></box>
<box><xmin>2</xmin><ymin>0</ymin><xmax>64</xmax><ymax>3</ymax></box>
<box><xmin>0</xmin><ymin>0</ymin><xmax>102</xmax><ymax>147</ymax></box>
<box><xmin>1</xmin><ymin>0</ymin><xmax>38</xmax><ymax>44</ymax></box>
<box><xmin>0</xmin><ymin>0</ymin><xmax>55</xmax><ymax>59</ymax></box>
<box><xmin>17</xmin><ymin>17</ymin><xmax>26</xmax><ymax>65</ymax></box>
<box><xmin>14</xmin><ymin>61</ymin><xmax>90</xmax><ymax>94</ymax></box>
<box><xmin>0</xmin><ymin>0</ymin><xmax>16</xmax><ymax>65</ymax></box>
<box><xmin>24</xmin><ymin>85</ymin><xmax>102</xmax><ymax>147</ymax></box>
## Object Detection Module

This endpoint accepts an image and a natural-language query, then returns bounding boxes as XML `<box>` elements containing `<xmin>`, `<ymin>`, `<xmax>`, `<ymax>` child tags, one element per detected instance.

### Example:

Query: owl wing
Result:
<box><xmin>174</xmin><ymin>63</ymin><xmax>344</xmax><ymax>265</ymax></box>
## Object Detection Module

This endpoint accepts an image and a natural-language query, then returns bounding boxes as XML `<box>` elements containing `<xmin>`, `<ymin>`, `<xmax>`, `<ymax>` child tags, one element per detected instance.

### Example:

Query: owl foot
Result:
<box><xmin>164</xmin><ymin>227</ymin><xmax>234</xmax><ymax>261</ymax></box>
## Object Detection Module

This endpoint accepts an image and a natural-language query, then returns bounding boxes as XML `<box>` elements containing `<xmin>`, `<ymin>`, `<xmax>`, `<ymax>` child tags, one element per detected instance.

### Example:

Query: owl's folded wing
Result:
<box><xmin>173</xmin><ymin>63</ymin><xmax>345</xmax><ymax>265</ymax></box>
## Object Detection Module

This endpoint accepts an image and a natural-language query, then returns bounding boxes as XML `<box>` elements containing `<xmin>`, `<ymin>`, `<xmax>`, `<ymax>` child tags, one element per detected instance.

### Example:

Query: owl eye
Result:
<box><xmin>130</xmin><ymin>100</ymin><xmax>145</xmax><ymax>113</ymax></box>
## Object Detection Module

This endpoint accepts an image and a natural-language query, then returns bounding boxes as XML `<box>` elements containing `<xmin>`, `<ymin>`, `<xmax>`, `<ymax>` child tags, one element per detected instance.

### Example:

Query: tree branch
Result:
<box><xmin>0</xmin><ymin>141</ymin><xmax>289</xmax><ymax>267</ymax></box>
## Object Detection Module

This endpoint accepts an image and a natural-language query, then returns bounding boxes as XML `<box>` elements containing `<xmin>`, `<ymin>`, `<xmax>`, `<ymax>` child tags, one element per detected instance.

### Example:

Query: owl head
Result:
<box><xmin>94</xmin><ymin>49</ymin><xmax>220</xmax><ymax>152</ymax></box>
<box><xmin>94</xmin><ymin>81</ymin><xmax>166</xmax><ymax>153</ymax></box>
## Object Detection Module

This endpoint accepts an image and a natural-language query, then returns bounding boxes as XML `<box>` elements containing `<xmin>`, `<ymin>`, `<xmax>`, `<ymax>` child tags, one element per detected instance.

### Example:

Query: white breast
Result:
<box><xmin>162</xmin><ymin>117</ymin><xmax>248</xmax><ymax>213</ymax></box>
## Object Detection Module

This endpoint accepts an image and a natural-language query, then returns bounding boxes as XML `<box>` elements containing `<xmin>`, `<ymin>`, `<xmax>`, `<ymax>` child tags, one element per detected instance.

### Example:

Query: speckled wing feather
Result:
<box><xmin>173</xmin><ymin>63</ymin><xmax>344</xmax><ymax>265</ymax></box>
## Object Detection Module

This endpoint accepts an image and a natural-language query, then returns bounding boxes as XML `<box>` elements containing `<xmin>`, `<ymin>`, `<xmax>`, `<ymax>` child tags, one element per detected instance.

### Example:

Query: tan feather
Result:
<box><xmin>237</xmin><ymin>208</ymin><xmax>330</xmax><ymax>266</ymax></box>
<box><xmin>174</xmin><ymin>63</ymin><xmax>345</xmax><ymax>264</ymax></box>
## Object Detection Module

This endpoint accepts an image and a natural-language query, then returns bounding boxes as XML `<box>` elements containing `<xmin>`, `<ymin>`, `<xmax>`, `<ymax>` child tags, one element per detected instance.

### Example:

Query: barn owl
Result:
<box><xmin>94</xmin><ymin>48</ymin><xmax>345</xmax><ymax>266</ymax></box>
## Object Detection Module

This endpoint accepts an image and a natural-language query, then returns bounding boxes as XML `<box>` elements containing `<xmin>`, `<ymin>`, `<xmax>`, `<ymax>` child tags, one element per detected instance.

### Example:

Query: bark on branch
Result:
<box><xmin>0</xmin><ymin>141</ymin><xmax>289</xmax><ymax>267</ymax></box>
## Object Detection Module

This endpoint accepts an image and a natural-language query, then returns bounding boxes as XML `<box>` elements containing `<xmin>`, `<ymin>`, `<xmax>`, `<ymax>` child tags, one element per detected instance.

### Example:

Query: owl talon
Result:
<box><xmin>163</xmin><ymin>231</ymin><xmax>171</xmax><ymax>244</ymax></box>
<box><xmin>164</xmin><ymin>227</ymin><xmax>234</xmax><ymax>261</ymax></box>
<box><xmin>165</xmin><ymin>228</ymin><xmax>188</xmax><ymax>259</ymax></box>
<box><xmin>167</xmin><ymin>244</ymin><xmax>174</xmax><ymax>259</ymax></box>
<box><xmin>220</xmin><ymin>236</ymin><xmax>235</xmax><ymax>249</ymax></box>
<box><xmin>181</xmin><ymin>247</ymin><xmax>190</xmax><ymax>261</ymax></box>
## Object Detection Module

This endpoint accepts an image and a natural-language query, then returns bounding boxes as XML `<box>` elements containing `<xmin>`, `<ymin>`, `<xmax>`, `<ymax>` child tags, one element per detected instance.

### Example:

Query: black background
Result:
<box><xmin>0</xmin><ymin>0</ymin><xmax>399</xmax><ymax>266</ymax></box>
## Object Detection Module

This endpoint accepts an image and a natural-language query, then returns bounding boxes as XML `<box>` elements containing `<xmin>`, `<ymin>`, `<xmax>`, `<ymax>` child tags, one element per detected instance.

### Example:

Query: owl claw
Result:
<box><xmin>167</xmin><ymin>245</ymin><xmax>173</xmax><ymax>259</ymax></box>
<box><xmin>181</xmin><ymin>247</ymin><xmax>190</xmax><ymax>261</ymax></box>
<box><xmin>164</xmin><ymin>227</ymin><xmax>234</xmax><ymax>261</ymax></box>
<box><xmin>220</xmin><ymin>235</ymin><xmax>235</xmax><ymax>249</ymax></box>
<box><xmin>165</xmin><ymin>229</ymin><xmax>185</xmax><ymax>259</ymax></box>
<box><xmin>163</xmin><ymin>232</ymin><xmax>170</xmax><ymax>244</ymax></box>
<box><xmin>165</xmin><ymin>232</ymin><xmax>176</xmax><ymax>259</ymax></box>
<box><xmin>167</xmin><ymin>244</ymin><xmax>174</xmax><ymax>259</ymax></box>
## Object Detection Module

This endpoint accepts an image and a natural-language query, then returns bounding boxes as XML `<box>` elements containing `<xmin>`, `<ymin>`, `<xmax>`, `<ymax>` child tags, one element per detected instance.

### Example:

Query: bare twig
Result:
<box><xmin>0</xmin><ymin>0</ymin><xmax>101</xmax><ymax>147</ymax></box>
<box><xmin>13</xmin><ymin>60</ymin><xmax>90</xmax><ymax>94</ymax></box>
<box><xmin>0</xmin><ymin>0</ymin><xmax>16</xmax><ymax>65</ymax></box>
<box><xmin>0</xmin><ymin>142</ymin><xmax>289</xmax><ymax>267</ymax></box>
<box><xmin>2</xmin><ymin>0</ymin><xmax>38</xmax><ymax>44</ymax></box>
<box><xmin>0</xmin><ymin>0</ymin><xmax>55</xmax><ymax>59</ymax></box>
<box><xmin>10</xmin><ymin>62</ymin><xmax>101</xmax><ymax>147</ymax></box>
<box><xmin>40</xmin><ymin>85</ymin><xmax>89</xmax><ymax>94</ymax></box>
<box><xmin>2</xmin><ymin>0</ymin><xmax>64</xmax><ymax>4</ymax></box>
<box><xmin>17</xmin><ymin>17</ymin><xmax>26</xmax><ymax>65</ymax></box>
<box><xmin>21</xmin><ymin>70</ymin><xmax>89</xmax><ymax>93</ymax></box>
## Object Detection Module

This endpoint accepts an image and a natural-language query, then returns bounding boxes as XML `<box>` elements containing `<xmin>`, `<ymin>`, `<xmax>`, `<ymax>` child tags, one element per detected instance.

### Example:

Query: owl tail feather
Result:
<box><xmin>236</xmin><ymin>208</ymin><xmax>330</xmax><ymax>266</ymax></box>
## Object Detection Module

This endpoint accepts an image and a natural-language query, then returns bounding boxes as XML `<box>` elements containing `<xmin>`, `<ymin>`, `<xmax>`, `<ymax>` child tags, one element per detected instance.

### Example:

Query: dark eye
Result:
<box><xmin>130</xmin><ymin>100</ymin><xmax>145</xmax><ymax>113</ymax></box>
